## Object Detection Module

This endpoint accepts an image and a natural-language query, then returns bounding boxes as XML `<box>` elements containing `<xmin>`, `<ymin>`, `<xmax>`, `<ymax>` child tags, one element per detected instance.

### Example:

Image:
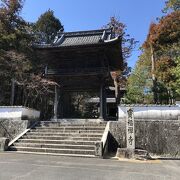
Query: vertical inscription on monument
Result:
<box><xmin>126</xmin><ymin>108</ymin><xmax>135</xmax><ymax>149</ymax></box>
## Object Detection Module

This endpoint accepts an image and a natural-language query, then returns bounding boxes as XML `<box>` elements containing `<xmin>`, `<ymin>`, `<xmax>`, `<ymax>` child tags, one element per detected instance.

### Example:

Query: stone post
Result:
<box><xmin>0</xmin><ymin>138</ymin><xmax>9</xmax><ymax>152</ymax></box>
<box><xmin>116</xmin><ymin>107</ymin><xmax>136</xmax><ymax>159</ymax></box>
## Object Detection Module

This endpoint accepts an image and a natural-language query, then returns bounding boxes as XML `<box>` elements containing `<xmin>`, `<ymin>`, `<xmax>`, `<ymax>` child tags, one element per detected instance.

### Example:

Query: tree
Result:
<box><xmin>0</xmin><ymin>1</ymin><xmax>59</xmax><ymax>117</ymax></box>
<box><xmin>103</xmin><ymin>17</ymin><xmax>137</xmax><ymax>103</ymax></box>
<box><xmin>35</xmin><ymin>9</ymin><xmax>64</xmax><ymax>43</ymax></box>
<box><xmin>171</xmin><ymin>56</ymin><xmax>180</xmax><ymax>95</ymax></box>
<box><xmin>131</xmin><ymin>0</ymin><xmax>180</xmax><ymax>104</ymax></box>
<box><xmin>163</xmin><ymin>0</ymin><xmax>180</xmax><ymax>12</ymax></box>
<box><xmin>144</xmin><ymin>10</ymin><xmax>180</xmax><ymax>102</ymax></box>
<box><xmin>0</xmin><ymin>50</ymin><xmax>31</xmax><ymax>104</ymax></box>
<box><xmin>0</xmin><ymin>0</ymin><xmax>32</xmax><ymax>51</ymax></box>
<box><xmin>0</xmin><ymin>0</ymin><xmax>32</xmax><ymax>104</ymax></box>
<box><xmin>125</xmin><ymin>50</ymin><xmax>153</xmax><ymax>104</ymax></box>
<box><xmin>147</xmin><ymin>11</ymin><xmax>180</xmax><ymax>47</ymax></box>
<box><xmin>103</xmin><ymin>16</ymin><xmax>137</xmax><ymax>60</ymax></box>
<box><xmin>143</xmin><ymin>23</ymin><xmax>159</xmax><ymax>103</ymax></box>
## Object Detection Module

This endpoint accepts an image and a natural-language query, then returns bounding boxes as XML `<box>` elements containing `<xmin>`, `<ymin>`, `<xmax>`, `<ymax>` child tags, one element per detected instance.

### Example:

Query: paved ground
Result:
<box><xmin>0</xmin><ymin>152</ymin><xmax>179</xmax><ymax>180</ymax></box>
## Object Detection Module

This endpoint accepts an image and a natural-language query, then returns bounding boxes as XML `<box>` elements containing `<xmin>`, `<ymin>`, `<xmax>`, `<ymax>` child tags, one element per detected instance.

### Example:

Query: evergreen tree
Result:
<box><xmin>35</xmin><ymin>9</ymin><xmax>64</xmax><ymax>43</ymax></box>
<box><xmin>126</xmin><ymin>50</ymin><xmax>153</xmax><ymax>104</ymax></box>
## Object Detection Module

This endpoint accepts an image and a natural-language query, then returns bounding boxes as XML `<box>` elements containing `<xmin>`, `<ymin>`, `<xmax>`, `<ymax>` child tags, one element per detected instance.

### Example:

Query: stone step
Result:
<box><xmin>17</xmin><ymin>139</ymin><xmax>96</xmax><ymax>145</ymax></box>
<box><xmin>9</xmin><ymin>122</ymin><xmax>106</xmax><ymax>158</ymax></box>
<box><xmin>26</xmin><ymin>132</ymin><xmax>102</xmax><ymax>137</ymax></box>
<box><xmin>10</xmin><ymin>146</ymin><xmax>95</xmax><ymax>155</ymax></box>
<box><xmin>37</xmin><ymin>122</ymin><xmax>106</xmax><ymax>128</ymax></box>
<box><xmin>10</xmin><ymin>151</ymin><xmax>96</xmax><ymax>158</ymax></box>
<box><xmin>13</xmin><ymin>143</ymin><xmax>95</xmax><ymax>150</ymax></box>
<box><xmin>33</xmin><ymin>127</ymin><xmax>105</xmax><ymax>131</ymax></box>
<box><xmin>21</xmin><ymin>135</ymin><xmax>101</xmax><ymax>141</ymax></box>
<box><xmin>30</xmin><ymin>129</ymin><xmax>104</xmax><ymax>133</ymax></box>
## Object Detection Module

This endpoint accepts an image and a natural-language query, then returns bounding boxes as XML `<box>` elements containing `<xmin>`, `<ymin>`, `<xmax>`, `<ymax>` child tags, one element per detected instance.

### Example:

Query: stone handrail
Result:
<box><xmin>8</xmin><ymin>121</ymin><xmax>38</xmax><ymax>146</ymax></box>
<box><xmin>95</xmin><ymin>122</ymin><xmax>110</xmax><ymax>157</ymax></box>
<box><xmin>101</xmin><ymin>121</ymin><xmax>110</xmax><ymax>149</ymax></box>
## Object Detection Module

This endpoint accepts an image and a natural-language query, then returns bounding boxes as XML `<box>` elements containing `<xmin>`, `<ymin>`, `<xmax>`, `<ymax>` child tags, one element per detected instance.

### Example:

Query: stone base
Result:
<box><xmin>116</xmin><ymin>148</ymin><xmax>151</xmax><ymax>160</ymax></box>
<box><xmin>95</xmin><ymin>141</ymin><xmax>103</xmax><ymax>157</ymax></box>
<box><xmin>0</xmin><ymin>138</ymin><xmax>9</xmax><ymax>151</ymax></box>
<box><xmin>116</xmin><ymin>148</ymin><xmax>135</xmax><ymax>159</ymax></box>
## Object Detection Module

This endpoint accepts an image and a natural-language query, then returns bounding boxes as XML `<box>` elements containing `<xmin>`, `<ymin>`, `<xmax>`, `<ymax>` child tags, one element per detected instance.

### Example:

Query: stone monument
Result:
<box><xmin>126</xmin><ymin>108</ymin><xmax>135</xmax><ymax>149</ymax></box>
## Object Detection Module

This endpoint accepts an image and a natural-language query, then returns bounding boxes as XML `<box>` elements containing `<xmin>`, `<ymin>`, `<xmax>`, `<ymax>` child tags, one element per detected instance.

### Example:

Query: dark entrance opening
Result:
<box><xmin>60</xmin><ymin>91</ymin><xmax>99</xmax><ymax>119</ymax></box>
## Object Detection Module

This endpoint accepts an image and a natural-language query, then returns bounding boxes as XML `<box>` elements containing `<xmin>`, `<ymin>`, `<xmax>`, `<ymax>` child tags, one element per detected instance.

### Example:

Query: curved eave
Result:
<box><xmin>33</xmin><ymin>36</ymin><xmax>121</xmax><ymax>50</ymax></box>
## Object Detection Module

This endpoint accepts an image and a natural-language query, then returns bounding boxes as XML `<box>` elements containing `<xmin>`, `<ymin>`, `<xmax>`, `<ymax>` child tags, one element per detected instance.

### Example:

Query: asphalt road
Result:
<box><xmin>0</xmin><ymin>152</ymin><xmax>179</xmax><ymax>180</ymax></box>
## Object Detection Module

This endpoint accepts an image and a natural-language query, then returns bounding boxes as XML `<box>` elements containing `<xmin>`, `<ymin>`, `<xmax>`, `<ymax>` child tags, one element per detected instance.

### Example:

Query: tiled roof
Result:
<box><xmin>58</xmin><ymin>35</ymin><xmax>102</xmax><ymax>46</ymax></box>
<box><xmin>35</xmin><ymin>29</ymin><xmax>117</xmax><ymax>48</ymax></box>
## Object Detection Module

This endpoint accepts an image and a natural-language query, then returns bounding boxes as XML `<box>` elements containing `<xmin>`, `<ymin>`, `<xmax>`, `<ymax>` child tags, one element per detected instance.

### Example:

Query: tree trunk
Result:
<box><xmin>150</xmin><ymin>44</ymin><xmax>158</xmax><ymax>104</ymax></box>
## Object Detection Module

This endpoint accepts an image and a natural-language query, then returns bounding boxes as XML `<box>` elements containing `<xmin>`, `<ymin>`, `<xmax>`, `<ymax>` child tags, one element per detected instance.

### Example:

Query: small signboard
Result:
<box><xmin>126</xmin><ymin>107</ymin><xmax>135</xmax><ymax>149</ymax></box>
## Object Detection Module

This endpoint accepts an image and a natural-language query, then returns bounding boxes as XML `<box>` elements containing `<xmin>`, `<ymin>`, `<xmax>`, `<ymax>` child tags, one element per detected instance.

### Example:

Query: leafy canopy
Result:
<box><xmin>163</xmin><ymin>0</ymin><xmax>180</xmax><ymax>12</ymax></box>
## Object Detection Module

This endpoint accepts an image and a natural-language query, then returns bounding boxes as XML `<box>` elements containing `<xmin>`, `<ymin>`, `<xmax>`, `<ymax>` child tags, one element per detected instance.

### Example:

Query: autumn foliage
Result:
<box><xmin>126</xmin><ymin>0</ymin><xmax>180</xmax><ymax>104</ymax></box>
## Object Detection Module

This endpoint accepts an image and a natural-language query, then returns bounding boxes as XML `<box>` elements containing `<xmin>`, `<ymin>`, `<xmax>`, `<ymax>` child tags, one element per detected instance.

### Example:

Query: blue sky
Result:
<box><xmin>22</xmin><ymin>0</ymin><xmax>166</xmax><ymax>68</ymax></box>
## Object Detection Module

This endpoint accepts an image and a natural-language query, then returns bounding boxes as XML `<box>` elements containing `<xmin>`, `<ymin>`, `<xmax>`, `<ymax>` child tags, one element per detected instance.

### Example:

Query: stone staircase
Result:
<box><xmin>9</xmin><ymin>121</ymin><xmax>107</xmax><ymax>158</ymax></box>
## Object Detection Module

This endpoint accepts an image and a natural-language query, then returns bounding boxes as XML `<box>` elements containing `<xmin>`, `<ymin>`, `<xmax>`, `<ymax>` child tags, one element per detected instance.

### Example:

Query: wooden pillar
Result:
<box><xmin>99</xmin><ymin>83</ymin><xmax>106</xmax><ymax>120</ymax></box>
<box><xmin>58</xmin><ymin>88</ymin><xmax>63</xmax><ymax>118</ymax></box>
<box><xmin>99</xmin><ymin>84</ymin><xmax>103</xmax><ymax>119</ymax></box>
<box><xmin>112</xmin><ymin>73</ymin><xmax>120</xmax><ymax>105</ymax></box>
<box><xmin>115</xmin><ymin>82</ymin><xmax>120</xmax><ymax>120</ymax></box>
<box><xmin>53</xmin><ymin>85</ymin><xmax>58</xmax><ymax>120</ymax></box>
<box><xmin>103</xmin><ymin>86</ymin><xmax>107</xmax><ymax>120</ymax></box>
<box><xmin>10</xmin><ymin>78</ymin><xmax>15</xmax><ymax>106</ymax></box>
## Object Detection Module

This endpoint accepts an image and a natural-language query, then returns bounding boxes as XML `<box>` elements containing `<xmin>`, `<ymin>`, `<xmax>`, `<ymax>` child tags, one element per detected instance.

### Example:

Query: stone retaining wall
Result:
<box><xmin>0</xmin><ymin>106</ymin><xmax>39</xmax><ymax>142</ymax></box>
<box><xmin>0</xmin><ymin>119</ymin><xmax>35</xmax><ymax>141</ymax></box>
<box><xmin>109</xmin><ymin>119</ymin><xmax>180</xmax><ymax>157</ymax></box>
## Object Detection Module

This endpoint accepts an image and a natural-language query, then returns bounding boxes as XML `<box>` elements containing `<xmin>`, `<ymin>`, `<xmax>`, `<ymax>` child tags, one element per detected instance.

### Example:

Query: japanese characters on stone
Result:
<box><xmin>126</xmin><ymin>108</ymin><xmax>135</xmax><ymax>149</ymax></box>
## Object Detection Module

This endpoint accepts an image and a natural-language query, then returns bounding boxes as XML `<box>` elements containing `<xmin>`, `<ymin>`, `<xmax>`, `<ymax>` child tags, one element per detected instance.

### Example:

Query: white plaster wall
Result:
<box><xmin>22</xmin><ymin>108</ymin><xmax>40</xmax><ymax>120</ymax></box>
<box><xmin>118</xmin><ymin>105</ymin><xmax>180</xmax><ymax>120</ymax></box>
<box><xmin>0</xmin><ymin>106</ymin><xmax>40</xmax><ymax>120</ymax></box>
